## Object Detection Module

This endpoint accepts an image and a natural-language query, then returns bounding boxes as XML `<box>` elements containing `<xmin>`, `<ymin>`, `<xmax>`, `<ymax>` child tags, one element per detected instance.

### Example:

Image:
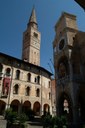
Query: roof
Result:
<box><xmin>0</xmin><ymin>52</ymin><xmax>52</xmax><ymax>76</ymax></box>
<box><xmin>29</xmin><ymin>7</ymin><xmax>37</xmax><ymax>25</ymax></box>
<box><xmin>75</xmin><ymin>0</ymin><xmax>85</xmax><ymax>10</ymax></box>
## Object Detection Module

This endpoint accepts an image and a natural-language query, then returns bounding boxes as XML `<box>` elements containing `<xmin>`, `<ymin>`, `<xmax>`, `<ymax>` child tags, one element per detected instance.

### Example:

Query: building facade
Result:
<box><xmin>53</xmin><ymin>12</ymin><xmax>85</xmax><ymax>124</ymax></box>
<box><xmin>0</xmin><ymin>8</ymin><xmax>52</xmax><ymax>116</ymax></box>
<box><xmin>51</xmin><ymin>79</ymin><xmax>56</xmax><ymax>116</ymax></box>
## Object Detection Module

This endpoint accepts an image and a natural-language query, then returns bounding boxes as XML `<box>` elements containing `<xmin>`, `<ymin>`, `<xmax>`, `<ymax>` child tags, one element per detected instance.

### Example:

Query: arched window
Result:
<box><xmin>35</xmin><ymin>76</ymin><xmax>40</xmax><ymax>84</ymax></box>
<box><xmin>59</xmin><ymin>39</ymin><xmax>65</xmax><ymax>50</ymax></box>
<box><xmin>16</xmin><ymin>70</ymin><xmax>20</xmax><ymax>79</ymax></box>
<box><xmin>57</xmin><ymin>56</ymin><xmax>69</xmax><ymax>78</ymax></box>
<box><xmin>27</xmin><ymin>73</ymin><xmax>31</xmax><ymax>82</ymax></box>
<box><xmin>48</xmin><ymin>81</ymin><xmax>51</xmax><ymax>88</ymax></box>
<box><xmin>6</xmin><ymin>68</ymin><xmax>11</xmax><ymax>76</ymax></box>
<box><xmin>26</xmin><ymin>87</ymin><xmax>30</xmax><ymax>96</ymax></box>
<box><xmin>37</xmin><ymin>76</ymin><xmax>40</xmax><ymax>84</ymax></box>
<box><xmin>36</xmin><ymin>88</ymin><xmax>40</xmax><ymax>97</ymax></box>
<box><xmin>0</xmin><ymin>63</ymin><xmax>3</xmax><ymax>73</ymax></box>
<box><xmin>58</xmin><ymin>63</ymin><xmax>66</xmax><ymax>78</ymax></box>
<box><xmin>13</xmin><ymin>84</ymin><xmax>19</xmax><ymax>94</ymax></box>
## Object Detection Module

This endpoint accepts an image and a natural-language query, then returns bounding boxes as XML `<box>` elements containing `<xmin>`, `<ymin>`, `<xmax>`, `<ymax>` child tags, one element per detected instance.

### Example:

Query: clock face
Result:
<box><xmin>59</xmin><ymin>39</ymin><xmax>65</xmax><ymax>50</ymax></box>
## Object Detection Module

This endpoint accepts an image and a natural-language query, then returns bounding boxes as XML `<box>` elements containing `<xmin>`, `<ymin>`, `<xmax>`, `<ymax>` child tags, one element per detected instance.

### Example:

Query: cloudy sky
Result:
<box><xmin>0</xmin><ymin>0</ymin><xmax>85</xmax><ymax>73</ymax></box>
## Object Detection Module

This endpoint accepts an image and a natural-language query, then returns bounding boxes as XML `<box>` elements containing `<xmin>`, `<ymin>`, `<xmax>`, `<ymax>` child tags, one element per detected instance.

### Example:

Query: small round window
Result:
<box><xmin>59</xmin><ymin>39</ymin><xmax>65</xmax><ymax>50</ymax></box>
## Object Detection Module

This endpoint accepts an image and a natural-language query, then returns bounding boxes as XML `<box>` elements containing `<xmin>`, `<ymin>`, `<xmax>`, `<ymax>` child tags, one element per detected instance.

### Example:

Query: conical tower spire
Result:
<box><xmin>28</xmin><ymin>7</ymin><xmax>38</xmax><ymax>29</ymax></box>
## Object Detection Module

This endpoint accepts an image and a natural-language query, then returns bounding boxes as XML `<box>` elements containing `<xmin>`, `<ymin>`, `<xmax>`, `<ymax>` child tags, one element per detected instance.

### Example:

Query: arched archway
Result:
<box><xmin>33</xmin><ymin>101</ymin><xmax>40</xmax><ymax>116</ymax></box>
<box><xmin>43</xmin><ymin>104</ymin><xmax>50</xmax><ymax>115</ymax></box>
<box><xmin>57</xmin><ymin>56</ymin><xmax>69</xmax><ymax>78</ymax></box>
<box><xmin>10</xmin><ymin>100</ymin><xmax>20</xmax><ymax>113</ymax></box>
<box><xmin>22</xmin><ymin>101</ymin><xmax>31</xmax><ymax>114</ymax></box>
<box><xmin>57</xmin><ymin>92</ymin><xmax>73</xmax><ymax>122</ymax></box>
<box><xmin>0</xmin><ymin>100</ymin><xmax>6</xmax><ymax>115</ymax></box>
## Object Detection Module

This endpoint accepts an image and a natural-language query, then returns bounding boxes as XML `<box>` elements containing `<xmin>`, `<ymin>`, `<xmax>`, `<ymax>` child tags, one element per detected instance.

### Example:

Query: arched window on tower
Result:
<box><xmin>58</xmin><ymin>63</ymin><xmax>66</xmax><ymax>78</ymax></box>
<box><xmin>13</xmin><ymin>84</ymin><xmax>19</xmax><ymax>94</ymax></box>
<box><xmin>15</xmin><ymin>70</ymin><xmax>20</xmax><ymax>80</ymax></box>
<box><xmin>57</xmin><ymin>56</ymin><xmax>69</xmax><ymax>79</ymax></box>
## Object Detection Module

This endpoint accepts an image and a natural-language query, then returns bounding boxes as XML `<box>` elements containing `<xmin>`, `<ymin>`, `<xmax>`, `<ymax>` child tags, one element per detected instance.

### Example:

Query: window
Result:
<box><xmin>27</xmin><ymin>73</ymin><xmax>31</xmax><ymax>82</ymax></box>
<box><xmin>34</xmin><ymin>32</ymin><xmax>38</xmax><ymax>38</ymax></box>
<box><xmin>36</xmin><ymin>89</ymin><xmax>40</xmax><ymax>97</ymax></box>
<box><xmin>6</xmin><ymin>68</ymin><xmax>11</xmax><ymax>76</ymax></box>
<box><xmin>35</xmin><ymin>77</ymin><xmax>37</xmax><ymax>83</ymax></box>
<box><xmin>35</xmin><ymin>76</ymin><xmax>40</xmax><ymax>84</ymax></box>
<box><xmin>13</xmin><ymin>84</ymin><xmax>19</xmax><ymax>94</ymax></box>
<box><xmin>16</xmin><ymin>70</ymin><xmax>20</xmax><ymax>79</ymax></box>
<box><xmin>37</xmin><ymin>76</ymin><xmax>40</xmax><ymax>84</ymax></box>
<box><xmin>59</xmin><ymin>39</ymin><xmax>65</xmax><ymax>50</ymax></box>
<box><xmin>58</xmin><ymin>63</ymin><xmax>66</xmax><ymax>78</ymax></box>
<box><xmin>48</xmin><ymin>81</ymin><xmax>50</xmax><ymax>88</ymax></box>
<box><xmin>26</xmin><ymin>87</ymin><xmax>30</xmax><ymax>96</ymax></box>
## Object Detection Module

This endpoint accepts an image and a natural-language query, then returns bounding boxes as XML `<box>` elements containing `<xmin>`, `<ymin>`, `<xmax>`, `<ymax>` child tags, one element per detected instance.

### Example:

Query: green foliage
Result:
<box><xmin>5</xmin><ymin>108</ymin><xmax>17</xmax><ymax>124</ymax></box>
<box><xmin>5</xmin><ymin>108</ymin><xmax>28</xmax><ymax>128</ymax></box>
<box><xmin>42</xmin><ymin>114</ymin><xmax>52</xmax><ymax>128</ymax></box>
<box><xmin>83</xmin><ymin>125</ymin><xmax>85</xmax><ymax>128</ymax></box>
<box><xmin>60</xmin><ymin>116</ymin><xmax>67</xmax><ymax>126</ymax></box>
<box><xmin>17</xmin><ymin>113</ymin><xmax>28</xmax><ymax>125</ymax></box>
<box><xmin>26</xmin><ymin>109</ymin><xmax>35</xmax><ymax>120</ymax></box>
<box><xmin>42</xmin><ymin>115</ymin><xmax>67</xmax><ymax>128</ymax></box>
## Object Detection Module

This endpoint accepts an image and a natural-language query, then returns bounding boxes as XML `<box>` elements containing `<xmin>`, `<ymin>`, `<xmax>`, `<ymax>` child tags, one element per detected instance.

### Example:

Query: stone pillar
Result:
<box><xmin>72</xmin><ymin>104</ymin><xmax>80</xmax><ymax>127</ymax></box>
<box><xmin>31</xmin><ymin>102</ymin><xmax>34</xmax><ymax>110</ymax></box>
<box><xmin>40</xmin><ymin>104</ymin><xmax>43</xmax><ymax>116</ymax></box>
<box><xmin>18</xmin><ymin>103</ymin><xmax>21</xmax><ymax>115</ymax></box>
<box><xmin>5</xmin><ymin>103</ymin><xmax>10</xmax><ymax>110</ymax></box>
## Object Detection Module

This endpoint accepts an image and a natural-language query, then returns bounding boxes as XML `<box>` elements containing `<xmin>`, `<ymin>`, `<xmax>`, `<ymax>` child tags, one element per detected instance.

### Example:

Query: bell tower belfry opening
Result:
<box><xmin>22</xmin><ymin>7</ymin><xmax>41</xmax><ymax>66</ymax></box>
<box><xmin>53</xmin><ymin>12</ymin><xmax>85</xmax><ymax>126</ymax></box>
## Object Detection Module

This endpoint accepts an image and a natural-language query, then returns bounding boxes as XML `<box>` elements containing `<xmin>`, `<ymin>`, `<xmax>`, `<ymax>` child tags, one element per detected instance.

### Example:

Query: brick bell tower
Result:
<box><xmin>53</xmin><ymin>12</ymin><xmax>79</xmax><ymax>124</ymax></box>
<box><xmin>22</xmin><ymin>7</ymin><xmax>41</xmax><ymax>66</ymax></box>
